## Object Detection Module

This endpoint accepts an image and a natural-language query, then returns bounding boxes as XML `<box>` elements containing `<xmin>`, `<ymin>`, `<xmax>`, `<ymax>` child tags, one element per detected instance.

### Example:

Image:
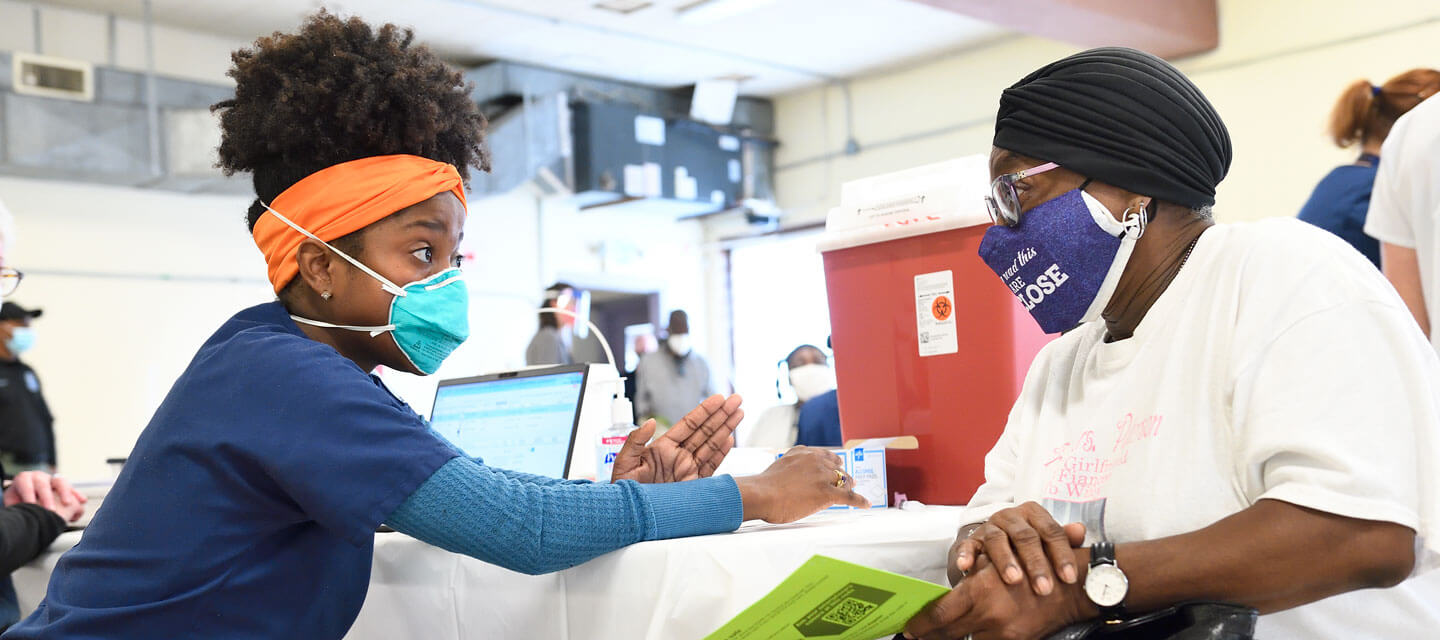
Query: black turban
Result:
<box><xmin>993</xmin><ymin>47</ymin><xmax>1232</xmax><ymax>209</ymax></box>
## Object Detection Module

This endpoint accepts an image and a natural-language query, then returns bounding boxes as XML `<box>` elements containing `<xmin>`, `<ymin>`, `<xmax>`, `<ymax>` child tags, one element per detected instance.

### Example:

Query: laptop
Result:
<box><xmin>428</xmin><ymin>365</ymin><xmax>590</xmax><ymax>478</ymax></box>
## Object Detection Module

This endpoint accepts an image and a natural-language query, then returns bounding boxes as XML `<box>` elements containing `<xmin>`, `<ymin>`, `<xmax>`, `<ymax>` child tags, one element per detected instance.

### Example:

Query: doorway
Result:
<box><xmin>579</xmin><ymin>289</ymin><xmax>660</xmax><ymax>375</ymax></box>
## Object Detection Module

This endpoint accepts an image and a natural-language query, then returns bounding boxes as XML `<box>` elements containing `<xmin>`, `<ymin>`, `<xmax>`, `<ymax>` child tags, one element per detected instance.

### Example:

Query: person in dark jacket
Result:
<box><xmin>0</xmin><ymin>303</ymin><xmax>54</xmax><ymax>473</ymax></box>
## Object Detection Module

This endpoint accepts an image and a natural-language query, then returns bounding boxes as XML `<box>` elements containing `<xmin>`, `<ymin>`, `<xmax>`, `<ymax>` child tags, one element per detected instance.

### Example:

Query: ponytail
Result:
<box><xmin>1328</xmin><ymin>79</ymin><xmax>1376</xmax><ymax>148</ymax></box>
<box><xmin>1328</xmin><ymin>69</ymin><xmax>1440</xmax><ymax>149</ymax></box>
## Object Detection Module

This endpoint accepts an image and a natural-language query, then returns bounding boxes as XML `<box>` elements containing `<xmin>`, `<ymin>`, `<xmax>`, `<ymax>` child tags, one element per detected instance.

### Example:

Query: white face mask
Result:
<box><xmin>667</xmin><ymin>334</ymin><xmax>691</xmax><ymax>356</ymax></box>
<box><xmin>1076</xmin><ymin>191</ymin><xmax>1145</xmax><ymax>325</ymax></box>
<box><xmin>788</xmin><ymin>364</ymin><xmax>836</xmax><ymax>403</ymax></box>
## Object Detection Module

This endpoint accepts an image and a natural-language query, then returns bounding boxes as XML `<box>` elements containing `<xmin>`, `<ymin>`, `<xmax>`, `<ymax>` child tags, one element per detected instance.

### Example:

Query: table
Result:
<box><xmin>13</xmin><ymin>506</ymin><xmax>963</xmax><ymax>640</ymax></box>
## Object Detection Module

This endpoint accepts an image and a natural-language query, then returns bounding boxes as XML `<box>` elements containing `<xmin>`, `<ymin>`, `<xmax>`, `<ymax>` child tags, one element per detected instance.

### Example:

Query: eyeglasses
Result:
<box><xmin>984</xmin><ymin>161</ymin><xmax>1060</xmax><ymax>226</ymax></box>
<box><xmin>0</xmin><ymin>269</ymin><xmax>21</xmax><ymax>297</ymax></box>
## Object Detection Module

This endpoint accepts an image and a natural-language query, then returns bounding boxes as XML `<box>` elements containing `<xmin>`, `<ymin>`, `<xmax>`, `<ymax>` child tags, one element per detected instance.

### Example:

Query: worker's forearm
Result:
<box><xmin>1115</xmin><ymin>499</ymin><xmax>1415</xmax><ymax>615</ymax></box>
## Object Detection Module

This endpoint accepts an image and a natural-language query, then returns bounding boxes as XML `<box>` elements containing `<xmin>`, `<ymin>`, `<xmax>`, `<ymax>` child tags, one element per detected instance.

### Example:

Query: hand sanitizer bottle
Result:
<box><xmin>596</xmin><ymin>389</ymin><xmax>635</xmax><ymax>483</ymax></box>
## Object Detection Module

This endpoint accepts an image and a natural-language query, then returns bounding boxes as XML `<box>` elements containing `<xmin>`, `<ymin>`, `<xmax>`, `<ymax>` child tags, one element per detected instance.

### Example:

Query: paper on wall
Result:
<box><xmin>623</xmin><ymin>164</ymin><xmax>645</xmax><ymax>198</ymax></box>
<box><xmin>634</xmin><ymin>114</ymin><xmax>665</xmax><ymax>146</ymax></box>
<box><xmin>642</xmin><ymin>162</ymin><xmax>663</xmax><ymax>198</ymax></box>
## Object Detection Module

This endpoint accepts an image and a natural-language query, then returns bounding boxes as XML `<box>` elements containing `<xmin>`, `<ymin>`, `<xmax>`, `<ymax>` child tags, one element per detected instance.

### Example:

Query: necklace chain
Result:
<box><xmin>1176</xmin><ymin>235</ymin><xmax>1201</xmax><ymax>273</ymax></box>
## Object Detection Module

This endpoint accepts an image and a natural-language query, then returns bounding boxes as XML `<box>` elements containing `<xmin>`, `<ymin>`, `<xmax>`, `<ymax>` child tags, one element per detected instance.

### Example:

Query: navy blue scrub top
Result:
<box><xmin>5</xmin><ymin>302</ymin><xmax>459</xmax><ymax>639</ymax></box>
<box><xmin>1297</xmin><ymin>155</ymin><xmax>1381</xmax><ymax>267</ymax></box>
<box><xmin>796</xmin><ymin>390</ymin><xmax>843</xmax><ymax>448</ymax></box>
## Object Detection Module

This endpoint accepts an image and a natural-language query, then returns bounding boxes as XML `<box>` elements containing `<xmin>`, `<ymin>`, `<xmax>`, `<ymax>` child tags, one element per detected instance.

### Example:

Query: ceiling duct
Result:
<box><xmin>0</xmin><ymin>51</ymin><xmax>245</xmax><ymax>193</ymax></box>
<box><xmin>0</xmin><ymin>51</ymin><xmax>779</xmax><ymax>211</ymax></box>
<box><xmin>466</xmin><ymin>60</ymin><xmax>778</xmax><ymax>219</ymax></box>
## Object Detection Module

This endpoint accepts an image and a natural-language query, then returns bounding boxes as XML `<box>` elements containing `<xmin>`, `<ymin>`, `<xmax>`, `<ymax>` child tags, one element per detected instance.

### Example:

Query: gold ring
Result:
<box><xmin>833</xmin><ymin>469</ymin><xmax>846</xmax><ymax>488</ymax></box>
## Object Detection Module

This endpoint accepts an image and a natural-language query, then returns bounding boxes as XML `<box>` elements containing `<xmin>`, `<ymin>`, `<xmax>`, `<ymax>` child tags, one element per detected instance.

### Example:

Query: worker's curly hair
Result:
<box><xmin>212</xmin><ymin>10</ymin><xmax>490</xmax><ymax>233</ymax></box>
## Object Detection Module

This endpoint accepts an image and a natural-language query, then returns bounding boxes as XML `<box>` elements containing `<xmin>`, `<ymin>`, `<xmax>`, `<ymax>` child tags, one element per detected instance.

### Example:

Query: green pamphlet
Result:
<box><xmin>703</xmin><ymin>555</ymin><xmax>950</xmax><ymax>640</ymax></box>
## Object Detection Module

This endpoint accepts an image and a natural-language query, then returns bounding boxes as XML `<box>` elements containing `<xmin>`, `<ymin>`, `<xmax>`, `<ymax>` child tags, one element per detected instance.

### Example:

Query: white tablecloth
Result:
<box><xmin>13</xmin><ymin>506</ymin><xmax>962</xmax><ymax>640</ymax></box>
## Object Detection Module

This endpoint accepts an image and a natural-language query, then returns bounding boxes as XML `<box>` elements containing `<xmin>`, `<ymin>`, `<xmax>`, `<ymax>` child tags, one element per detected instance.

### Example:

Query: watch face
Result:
<box><xmin>1084</xmin><ymin>563</ymin><xmax>1128</xmax><ymax>607</ymax></box>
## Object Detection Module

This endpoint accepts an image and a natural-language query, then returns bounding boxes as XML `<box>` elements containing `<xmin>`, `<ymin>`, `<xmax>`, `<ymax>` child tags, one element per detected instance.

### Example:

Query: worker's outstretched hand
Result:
<box><xmin>610</xmin><ymin>393</ymin><xmax>743</xmax><ymax>484</ymax></box>
<box><xmin>4</xmin><ymin>471</ymin><xmax>87</xmax><ymax>523</ymax></box>
<box><xmin>733</xmin><ymin>447</ymin><xmax>870</xmax><ymax>523</ymax></box>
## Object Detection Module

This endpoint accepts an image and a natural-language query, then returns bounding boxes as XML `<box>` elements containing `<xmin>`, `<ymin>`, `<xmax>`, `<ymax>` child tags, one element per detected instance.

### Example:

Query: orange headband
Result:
<box><xmin>252</xmin><ymin>154</ymin><xmax>467</xmax><ymax>294</ymax></box>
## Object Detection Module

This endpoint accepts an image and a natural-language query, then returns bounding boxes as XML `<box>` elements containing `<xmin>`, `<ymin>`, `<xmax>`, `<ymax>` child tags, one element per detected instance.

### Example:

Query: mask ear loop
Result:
<box><xmin>775</xmin><ymin>359</ymin><xmax>787</xmax><ymax>399</ymax></box>
<box><xmin>260</xmin><ymin>202</ymin><xmax>408</xmax><ymax>298</ymax></box>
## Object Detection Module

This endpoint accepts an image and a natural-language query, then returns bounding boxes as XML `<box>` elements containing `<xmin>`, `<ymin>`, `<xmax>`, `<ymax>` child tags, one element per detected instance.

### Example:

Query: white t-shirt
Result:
<box><xmin>740</xmin><ymin>403</ymin><xmax>799</xmax><ymax>448</ymax></box>
<box><xmin>962</xmin><ymin>218</ymin><xmax>1440</xmax><ymax>638</ymax></box>
<box><xmin>1364</xmin><ymin>94</ymin><xmax>1440</xmax><ymax>354</ymax></box>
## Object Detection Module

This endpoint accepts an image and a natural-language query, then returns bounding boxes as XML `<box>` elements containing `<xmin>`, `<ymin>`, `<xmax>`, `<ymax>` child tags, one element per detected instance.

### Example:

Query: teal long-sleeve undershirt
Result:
<box><xmin>383</xmin><ymin>456</ymin><xmax>744</xmax><ymax>575</ymax></box>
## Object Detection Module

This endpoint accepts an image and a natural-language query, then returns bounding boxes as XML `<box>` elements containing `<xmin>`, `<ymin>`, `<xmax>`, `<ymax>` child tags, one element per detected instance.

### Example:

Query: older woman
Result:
<box><xmin>904</xmin><ymin>47</ymin><xmax>1440</xmax><ymax>640</ymax></box>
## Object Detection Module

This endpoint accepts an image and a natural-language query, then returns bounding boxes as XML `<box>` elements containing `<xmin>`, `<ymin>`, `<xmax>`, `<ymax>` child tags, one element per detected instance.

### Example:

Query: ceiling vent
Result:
<box><xmin>593</xmin><ymin>1</ymin><xmax>653</xmax><ymax>15</ymax></box>
<box><xmin>12</xmin><ymin>52</ymin><xmax>93</xmax><ymax>102</ymax></box>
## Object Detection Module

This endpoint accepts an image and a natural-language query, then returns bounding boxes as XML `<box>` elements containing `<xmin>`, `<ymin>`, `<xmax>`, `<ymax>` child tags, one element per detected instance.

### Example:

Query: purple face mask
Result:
<box><xmin>978</xmin><ymin>188</ymin><xmax>1138</xmax><ymax>334</ymax></box>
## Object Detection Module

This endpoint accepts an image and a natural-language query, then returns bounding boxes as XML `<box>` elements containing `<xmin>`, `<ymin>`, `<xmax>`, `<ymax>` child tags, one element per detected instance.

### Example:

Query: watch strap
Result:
<box><xmin>1088</xmin><ymin>541</ymin><xmax>1126</xmax><ymax>620</ymax></box>
<box><xmin>1091</xmin><ymin>540</ymin><xmax>1116</xmax><ymax>566</ymax></box>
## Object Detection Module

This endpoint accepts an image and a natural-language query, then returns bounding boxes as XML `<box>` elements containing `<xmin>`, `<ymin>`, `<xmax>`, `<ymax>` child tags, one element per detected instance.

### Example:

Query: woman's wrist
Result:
<box><xmin>733</xmin><ymin>475</ymin><xmax>771</xmax><ymax>522</ymax></box>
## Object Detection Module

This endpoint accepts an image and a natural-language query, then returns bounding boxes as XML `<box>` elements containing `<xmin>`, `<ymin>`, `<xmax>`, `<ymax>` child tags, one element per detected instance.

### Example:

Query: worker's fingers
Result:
<box><xmin>693</xmin><ymin>421</ymin><xmax>739</xmax><ymax>477</ymax></box>
<box><xmin>669</xmin><ymin>395</ymin><xmax>728</xmax><ymax>445</ymax></box>
<box><xmin>680</xmin><ymin>394</ymin><xmax>742</xmax><ymax>454</ymax></box>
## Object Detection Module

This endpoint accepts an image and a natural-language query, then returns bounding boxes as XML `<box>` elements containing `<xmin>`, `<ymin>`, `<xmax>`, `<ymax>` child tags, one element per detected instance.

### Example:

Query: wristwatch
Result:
<box><xmin>1084</xmin><ymin>541</ymin><xmax>1128</xmax><ymax>621</ymax></box>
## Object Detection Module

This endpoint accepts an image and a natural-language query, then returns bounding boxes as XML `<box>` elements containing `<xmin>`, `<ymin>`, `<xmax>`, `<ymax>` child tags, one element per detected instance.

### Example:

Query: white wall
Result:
<box><xmin>769</xmin><ymin>0</ymin><xmax>1440</xmax><ymax>227</ymax></box>
<box><xmin>0</xmin><ymin>176</ymin><xmax>266</xmax><ymax>479</ymax></box>
<box><xmin>0</xmin><ymin>0</ymin><xmax>248</xmax><ymax>85</ymax></box>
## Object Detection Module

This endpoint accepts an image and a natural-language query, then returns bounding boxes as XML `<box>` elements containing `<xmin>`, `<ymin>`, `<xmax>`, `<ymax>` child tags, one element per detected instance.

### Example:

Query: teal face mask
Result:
<box><xmin>263</xmin><ymin>203</ymin><xmax>470</xmax><ymax>375</ymax></box>
<box><xmin>6</xmin><ymin>327</ymin><xmax>34</xmax><ymax>355</ymax></box>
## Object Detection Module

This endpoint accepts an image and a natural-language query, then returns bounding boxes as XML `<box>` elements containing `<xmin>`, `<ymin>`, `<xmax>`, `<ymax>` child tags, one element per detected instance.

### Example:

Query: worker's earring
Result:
<box><xmin>321</xmin><ymin>291</ymin><xmax>332</xmax><ymax>301</ymax></box>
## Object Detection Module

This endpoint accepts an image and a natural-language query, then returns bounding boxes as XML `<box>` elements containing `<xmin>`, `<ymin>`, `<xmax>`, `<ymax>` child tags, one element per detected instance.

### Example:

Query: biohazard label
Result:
<box><xmin>914</xmin><ymin>270</ymin><xmax>958</xmax><ymax>357</ymax></box>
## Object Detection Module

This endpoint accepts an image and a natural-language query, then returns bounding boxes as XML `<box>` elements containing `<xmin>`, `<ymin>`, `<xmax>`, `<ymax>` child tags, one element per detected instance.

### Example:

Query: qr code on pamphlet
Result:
<box><xmin>794</xmin><ymin>583</ymin><xmax>895</xmax><ymax>637</ymax></box>
<box><xmin>822</xmin><ymin>597</ymin><xmax>878</xmax><ymax>626</ymax></box>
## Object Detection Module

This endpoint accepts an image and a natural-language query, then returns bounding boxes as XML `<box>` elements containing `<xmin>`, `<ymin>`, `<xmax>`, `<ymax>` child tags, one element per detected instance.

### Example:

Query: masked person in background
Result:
<box><xmin>796</xmin><ymin>336</ymin><xmax>843</xmax><ymax>448</ymax></box>
<box><xmin>903</xmin><ymin>47</ymin><xmax>1440</xmax><ymax>640</ymax></box>
<box><xmin>740</xmin><ymin>345</ymin><xmax>835</xmax><ymax>449</ymax></box>
<box><xmin>0</xmin><ymin>303</ymin><xmax>52</xmax><ymax>474</ymax></box>
<box><xmin>3</xmin><ymin>14</ymin><xmax>867</xmax><ymax>640</ymax></box>
<box><xmin>525</xmin><ymin>283</ymin><xmax>574</xmax><ymax>366</ymax></box>
<box><xmin>635</xmin><ymin>310</ymin><xmax>716</xmax><ymax>429</ymax></box>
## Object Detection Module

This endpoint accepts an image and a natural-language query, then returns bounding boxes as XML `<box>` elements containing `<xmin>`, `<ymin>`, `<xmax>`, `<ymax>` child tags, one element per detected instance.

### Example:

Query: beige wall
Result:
<box><xmin>770</xmin><ymin>0</ymin><xmax>1440</xmax><ymax>227</ymax></box>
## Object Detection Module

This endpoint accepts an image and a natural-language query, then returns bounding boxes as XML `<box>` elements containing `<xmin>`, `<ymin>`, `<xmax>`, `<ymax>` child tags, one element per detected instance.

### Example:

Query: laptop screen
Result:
<box><xmin>429</xmin><ymin>368</ymin><xmax>587</xmax><ymax>478</ymax></box>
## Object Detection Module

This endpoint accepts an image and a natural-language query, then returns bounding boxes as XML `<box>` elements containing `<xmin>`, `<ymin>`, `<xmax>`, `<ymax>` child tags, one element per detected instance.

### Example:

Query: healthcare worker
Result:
<box><xmin>1297</xmin><ymin>69</ymin><xmax>1438</xmax><ymax>266</ymax></box>
<box><xmin>4</xmin><ymin>13</ymin><xmax>865</xmax><ymax>639</ymax></box>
